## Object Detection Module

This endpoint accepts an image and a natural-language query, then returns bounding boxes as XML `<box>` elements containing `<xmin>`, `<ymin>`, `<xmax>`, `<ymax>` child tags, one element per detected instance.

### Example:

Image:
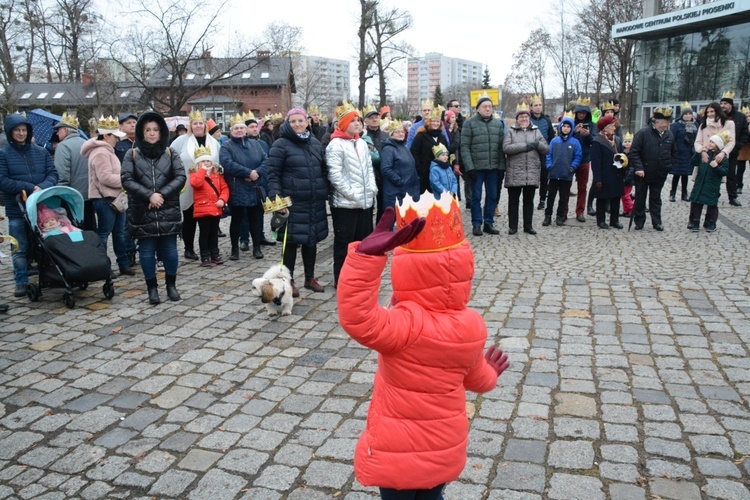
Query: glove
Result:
<box><xmin>467</xmin><ymin>170</ymin><xmax>477</xmax><ymax>181</ymax></box>
<box><xmin>595</xmin><ymin>182</ymin><xmax>603</xmax><ymax>191</ymax></box>
<box><xmin>356</xmin><ymin>206</ymin><xmax>426</xmax><ymax>256</ymax></box>
<box><xmin>526</xmin><ymin>141</ymin><xmax>539</xmax><ymax>151</ymax></box>
<box><xmin>485</xmin><ymin>346</ymin><xmax>510</xmax><ymax>376</ymax></box>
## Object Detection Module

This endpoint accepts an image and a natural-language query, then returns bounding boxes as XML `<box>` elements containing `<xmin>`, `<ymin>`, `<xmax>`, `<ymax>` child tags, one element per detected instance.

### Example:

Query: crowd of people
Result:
<box><xmin>0</xmin><ymin>91</ymin><xmax>746</xmax><ymax>312</ymax></box>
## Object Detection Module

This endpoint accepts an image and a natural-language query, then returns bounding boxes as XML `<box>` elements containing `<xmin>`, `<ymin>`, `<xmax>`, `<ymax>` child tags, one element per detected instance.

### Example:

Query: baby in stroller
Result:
<box><xmin>36</xmin><ymin>203</ymin><xmax>80</xmax><ymax>238</ymax></box>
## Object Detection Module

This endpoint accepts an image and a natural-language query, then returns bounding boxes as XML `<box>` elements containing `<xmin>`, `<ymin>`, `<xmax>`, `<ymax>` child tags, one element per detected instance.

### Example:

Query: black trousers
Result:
<box><xmin>230</xmin><ymin>205</ymin><xmax>262</xmax><ymax>250</ymax></box>
<box><xmin>596</xmin><ymin>197</ymin><xmax>620</xmax><ymax>225</ymax></box>
<box><xmin>633</xmin><ymin>177</ymin><xmax>666</xmax><ymax>227</ymax></box>
<box><xmin>545</xmin><ymin>179</ymin><xmax>571</xmax><ymax>217</ymax></box>
<box><xmin>197</xmin><ymin>216</ymin><xmax>220</xmax><ymax>257</ymax></box>
<box><xmin>379</xmin><ymin>483</ymin><xmax>445</xmax><ymax>500</ymax></box>
<box><xmin>83</xmin><ymin>199</ymin><xmax>96</xmax><ymax>231</ymax></box>
<box><xmin>671</xmin><ymin>175</ymin><xmax>688</xmax><ymax>197</ymax></box>
<box><xmin>507</xmin><ymin>185</ymin><xmax>536</xmax><ymax>230</ymax></box>
<box><xmin>331</xmin><ymin>207</ymin><xmax>373</xmax><ymax>286</ymax></box>
<box><xmin>182</xmin><ymin>205</ymin><xmax>197</xmax><ymax>252</ymax></box>
<box><xmin>283</xmin><ymin>243</ymin><xmax>317</xmax><ymax>280</ymax></box>
<box><xmin>690</xmin><ymin>202</ymin><xmax>718</xmax><ymax>223</ymax></box>
<box><xmin>538</xmin><ymin>157</ymin><xmax>549</xmax><ymax>204</ymax></box>
<box><xmin>726</xmin><ymin>154</ymin><xmax>739</xmax><ymax>200</ymax></box>
<box><xmin>738</xmin><ymin>161</ymin><xmax>746</xmax><ymax>189</ymax></box>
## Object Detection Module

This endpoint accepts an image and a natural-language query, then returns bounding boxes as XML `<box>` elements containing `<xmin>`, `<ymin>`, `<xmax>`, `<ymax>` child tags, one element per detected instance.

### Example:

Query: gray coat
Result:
<box><xmin>460</xmin><ymin>114</ymin><xmax>506</xmax><ymax>172</ymax></box>
<box><xmin>503</xmin><ymin>124</ymin><xmax>549</xmax><ymax>187</ymax></box>
<box><xmin>55</xmin><ymin>133</ymin><xmax>89</xmax><ymax>198</ymax></box>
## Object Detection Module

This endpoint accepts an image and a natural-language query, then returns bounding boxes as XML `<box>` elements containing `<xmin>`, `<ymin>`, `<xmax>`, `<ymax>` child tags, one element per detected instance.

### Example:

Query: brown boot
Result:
<box><xmin>304</xmin><ymin>278</ymin><xmax>325</xmax><ymax>293</ymax></box>
<box><xmin>290</xmin><ymin>279</ymin><xmax>300</xmax><ymax>298</ymax></box>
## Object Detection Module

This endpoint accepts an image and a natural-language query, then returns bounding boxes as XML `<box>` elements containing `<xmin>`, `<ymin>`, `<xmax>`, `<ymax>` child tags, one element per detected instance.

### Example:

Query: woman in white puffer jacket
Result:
<box><xmin>326</xmin><ymin>103</ymin><xmax>377</xmax><ymax>287</ymax></box>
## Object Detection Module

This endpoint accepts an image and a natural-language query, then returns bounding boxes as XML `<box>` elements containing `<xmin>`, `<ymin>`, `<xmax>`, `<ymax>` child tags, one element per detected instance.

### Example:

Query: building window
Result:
<box><xmin>204</xmin><ymin>74</ymin><xmax>211</xmax><ymax>79</ymax></box>
<box><xmin>37</xmin><ymin>92</ymin><xmax>48</xmax><ymax>99</ymax></box>
<box><xmin>53</xmin><ymin>92</ymin><xmax>64</xmax><ymax>99</ymax></box>
<box><xmin>167</xmin><ymin>74</ymin><xmax>172</xmax><ymax>81</ymax></box>
<box><xmin>222</xmin><ymin>73</ymin><xmax>230</xmax><ymax>79</ymax></box>
<box><xmin>186</xmin><ymin>74</ymin><xmax>195</xmax><ymax>80</ymax></box>
<box><xmin>21</xmin><ymin>93</ymin><xmax>31</xmax><ymax>99</ymax></box>
<box><xmin>86</xmin><ymin>91</ymin><xmax>96</xmax><ymax>98</ymax></box>
<box><xmin>120</xmin><ymin>91</ymin><xmax>130</xmax><ymax>98</ymax></box>
<box><xmin>261</xmin><ymin>72</ymin><xmax>269</xmax><ymax>79</ymax></box>
<box><xmin>242</xmin><ymin>73</ymin><xmax>251</xmax><ymax>79</ymax></box>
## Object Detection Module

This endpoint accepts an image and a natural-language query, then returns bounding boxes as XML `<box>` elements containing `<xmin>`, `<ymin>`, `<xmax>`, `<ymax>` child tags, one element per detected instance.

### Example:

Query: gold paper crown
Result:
<box><xmin>335</xmin><ymin>101</ymin><xmax>359</xmax><ymax>122</ymax></box>
<box><xmin>193</xmin><ymin>145</ymin><xmax>212</xmax><ymax>160</ymax></box>
<box><xmin>681</xmin><ymin>101</ymin><xmax>692</xmax><ymax>109</ymax></box>
<box><xmin>653</xmin><ymin>106</ymin><xmax>673</xmax><ymax>118</ymax></box>
<box><xmin>427</xmin><ymin>105</ymin><xmax>445</xmax><ymax>120</ymax></box>
<box><xmin>432</xmin><ymin>144</ymin><xmax>448</xmax><ymax>158</ymax></box>
<box><xmin>530</xmin><ymin>94</ymin><xmax>542</xmax><ymax>104</ymax></box>
<box><xmin>741</xmin><ymin>106</ymin><xmax>750</xmax><ymax>115</ymax></box>
<box><xmin>421</xmin><ymin>98</ymin><xmax>433</xmax><ymax>108</ymax></box>
<box><xmin>716</xmin><ymin>130</ymin><xmax>732</xmax><ymax>146</ymax></box>
<box><xmin>516</xmin><ymin>102</ymin><xmax>530</xmax><ymax>113</ymax></box>
<box><xmin>60</xmin><ymin>112</ymin><xmax>79</xmax><ymax>129</ymax></box>
<box><xmin>623</xmin><ymin>131</ymin><xmax>634</xmax><ymax>142</ymax></box>
<box><xmin>576</xmin><ymin>96</ymin><xmax>591</xmax><ymax>107</ymax></box>
<box><xmin>97</xmin><ymin>115</ymin><xmax>119</xmax><ymax>130</ymax></box>
<box><xmin>601</xmin><ymin>100</ymin><xmax>615</xmax><ymax>111</ymax></box>
<box><xmin>396</xmin><ymin>192</ymin><xmax>465</xmax><ymax>253</ymax></box>
<box><xmin>722</xmin><ymin>90</ymin><xmax>736</xmax><ymax>100</ymax></box>
<box><xmin>229</xmin><ymin>113</ymin><xmax>245</xmax><ymax>127</ymax></box>
<box><xmin>361</xmin><ymin>104</ymin><xmax>377</xmax><ymax>116</ymax></box>
<box><xmin>385</xmin><ymin>120</ymin><xmax>403</xmax><ymax>134</ymax></box>
<box><xmin>242</xmin><ymin>111</ymin><xmax>256</xmax><ymax>122</ymax></box>
<box><xmin>320</xmin><ymin>114</ymin><xmax>328</xmax><ymax>123</ymax></box>
<box><xmin>189</xmin><ymin>109</ymin><xmax>205</xmax><ymax>122</ymax></box>
<box><xmin>15</xmin><ymin>110</ymin><xmax>26</xmax><ymax>117</ymax></box>
<box><xmin>563</xmin><ymin>111</ymin><xmax>575</xmax><ymax>119</ymax></box>
<box><xmin>271</xmin><ymin>112</ymin><xmax>284</xmax><ymax>121</ymax></box>
<box><xmin>307</xmin><ymin>105</ymin><xmax>319</xmax><ymax>114</ymax></box>
<box><xmin>263</xmin><ymin>194</ymin><xmax>293</xmax><ymax>213</ymax></box>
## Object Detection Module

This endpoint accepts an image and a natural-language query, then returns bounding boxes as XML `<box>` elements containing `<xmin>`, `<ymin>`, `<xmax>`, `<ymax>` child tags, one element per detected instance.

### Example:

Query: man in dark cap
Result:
<box><xmin>115</xmin><ymin>113</ymin><xmax>137</xmax><ymax>163</ymax></box>
<box><xmin>719</xmin><ymin>92</ymin><xmax>747</xmax><ymax>205</ymax></box>
<box><xmin>54</xmin><ymin>113</ymin><xmax>94</xmax><ymax>230</ymax></box>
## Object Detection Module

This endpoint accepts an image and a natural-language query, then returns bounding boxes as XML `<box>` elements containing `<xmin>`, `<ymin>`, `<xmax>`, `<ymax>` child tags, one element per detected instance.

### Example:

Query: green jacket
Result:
<box><xmin>460</xmin><ymin>114</ymin><xmax>506</xmax><ymax>172</ymax></box>
<box><xmin>689</xmin><ymin>151</ymin><xmax>728</xmax><ymax>206</ymax></box>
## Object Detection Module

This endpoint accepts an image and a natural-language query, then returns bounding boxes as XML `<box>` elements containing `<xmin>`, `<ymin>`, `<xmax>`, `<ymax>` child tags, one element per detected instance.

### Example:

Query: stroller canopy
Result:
<box><xmin>26</xmin><ymin>186</ymin><xmax>84</xmax><ymax>229</ymax></box>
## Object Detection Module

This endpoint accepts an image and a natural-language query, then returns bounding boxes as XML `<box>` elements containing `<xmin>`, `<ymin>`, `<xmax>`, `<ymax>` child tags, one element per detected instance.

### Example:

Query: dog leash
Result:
<box><xmin>280</xmin><ymin>222</ymin><xmax>288</xmax><ymax>267</ymax></box>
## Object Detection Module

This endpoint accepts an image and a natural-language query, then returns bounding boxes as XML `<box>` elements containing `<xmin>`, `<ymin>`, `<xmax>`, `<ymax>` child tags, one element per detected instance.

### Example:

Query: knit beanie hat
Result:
<box><xmin>710</xmin><ymin>133</ymin><xmax>726</xmax><ymax>151</ymax></box>
<box><xmin>476</xmin><ymin>96</ymin><xmax>493</xmax><ymax>109</ymax></box>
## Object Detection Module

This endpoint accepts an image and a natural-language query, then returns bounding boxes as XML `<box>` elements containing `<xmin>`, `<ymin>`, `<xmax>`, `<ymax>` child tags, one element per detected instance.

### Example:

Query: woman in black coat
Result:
<box><xmin>410</xmin><ymin>110</ymin><xmax>450</xmax><ymax>194</ymax></box>
<box><xmin>590</xmin><ymin>116</ymin><xmax>625</xmax><ymax>229</ymax></box>
<box><xmin>669</xmin><ymin>106</ymin><xmax>698</xmax><ymax>202</ymax></box>
<box><xmin>267</xmin><ymin>109</ymin><xmax>329</xmax><ymax>296</ymax></box>
<box><xmin>122</xmin><ymin>111</ymin><xmax>187</xmax><ymax>305</ymax></box>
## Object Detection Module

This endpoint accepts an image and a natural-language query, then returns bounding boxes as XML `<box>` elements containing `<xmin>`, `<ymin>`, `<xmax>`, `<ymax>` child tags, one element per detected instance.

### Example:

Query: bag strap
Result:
<box><xmin>204</xmin><ymin>176</ymin><xmax>221</xmax><ymax>199</ymax></box>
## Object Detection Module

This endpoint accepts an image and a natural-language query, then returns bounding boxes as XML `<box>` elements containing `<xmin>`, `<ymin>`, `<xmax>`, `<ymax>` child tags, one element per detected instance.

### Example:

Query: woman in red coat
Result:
<box><xmin>337</xmin><ymin>194</ymin><xmax>510</xmax><ymax>499</ymax></box>
<box><xmin>189</xmin><ymin>146</ymin><xmax>229</xmax><ymax>266</ymax></box>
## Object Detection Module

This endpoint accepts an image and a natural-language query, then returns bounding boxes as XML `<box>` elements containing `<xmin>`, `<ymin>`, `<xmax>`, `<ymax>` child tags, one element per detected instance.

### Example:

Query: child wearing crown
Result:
<box><xmin>688</xmin><ymin>131</ymin><xmax>729</xmax><ymax>232</ymax></box>
<box><xmin>620</xmin><ymin>132</ymin><xmax>635</xmax><ymax>217</ymax></box>
<box><xmin>189</xmin><ymin>146</ymin><xmax>229</xmax><ymax>265</ymax></box>
<box><xmin>429</xmin><ymin>144</ymin><xmax>458</xmax><ymax>197</ymax></box>
<box><xmin>337</xmin><ymin>193</ymin><xmax>510</xmax><ymax>499</ymax></box>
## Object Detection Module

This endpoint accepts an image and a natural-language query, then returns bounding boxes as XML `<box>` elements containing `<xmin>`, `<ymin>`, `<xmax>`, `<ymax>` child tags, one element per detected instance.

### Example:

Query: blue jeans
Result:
<box><xmin>94</xmin><ymin>199</ymin><xmax>129</xmax><ymax>270</ymax></box>
<box><xmin>9</xmin><ymin>217</ymin><xmax>29</xmax><ymax>286</ymax></box>
<box><xmin>138</xmin><ymin>235</ymin><xmax>178</xmax><ymax>280</ymax></box>
<box><xmin>470</xmin><ymin>169</ymin><xmax>500</xmax><ymax>227</ymax></box>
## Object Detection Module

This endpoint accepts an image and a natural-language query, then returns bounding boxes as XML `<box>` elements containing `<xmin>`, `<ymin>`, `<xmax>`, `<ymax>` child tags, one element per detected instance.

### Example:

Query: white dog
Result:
<box><xmin>251</xmin><ymin>264</ymin><xmax>294</xmax><ymax>316</ymax></box>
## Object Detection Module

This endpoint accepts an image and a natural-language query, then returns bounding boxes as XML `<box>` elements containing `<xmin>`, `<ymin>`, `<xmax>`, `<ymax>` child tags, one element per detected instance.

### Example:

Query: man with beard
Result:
<box><xmin>529</xmin><ymin>94</ymin><xmax>555</xmax><ymax>211</ymax></box>
<box><xmin>719</xmin><ymin>90</ymin><xmax>747</xmax><ymax>205</ymax></box>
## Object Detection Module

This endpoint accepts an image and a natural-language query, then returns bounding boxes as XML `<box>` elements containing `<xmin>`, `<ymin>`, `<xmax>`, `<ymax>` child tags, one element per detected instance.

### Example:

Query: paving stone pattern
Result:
<box><xmin>1</xmin><ymin>190</ymin><xmax>750</xmax><ymax>498</ymax></box>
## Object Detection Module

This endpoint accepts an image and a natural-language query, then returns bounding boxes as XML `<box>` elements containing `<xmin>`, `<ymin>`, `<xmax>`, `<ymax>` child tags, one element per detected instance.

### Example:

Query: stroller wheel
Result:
<box><xmin>27</xmin><ymin>284</ymin><xmax>40</xmax><ymax>302</ymax></box>
<box><xmin>103</xmin><ymin>283</ymin><xmax>115</xmax><ymax>300</ymax></box>
<box><xmin>63</xmin><ymin>291</ymin><xmax>75</xmax><ymax>309</ymax></box>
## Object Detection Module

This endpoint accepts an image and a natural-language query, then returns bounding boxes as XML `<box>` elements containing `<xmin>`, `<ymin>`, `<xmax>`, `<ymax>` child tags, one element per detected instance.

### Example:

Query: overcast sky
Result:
<box><xmin>223</xmin><ymin>0</ymin><xmax>559</xmax><ymax>98</ymax></box>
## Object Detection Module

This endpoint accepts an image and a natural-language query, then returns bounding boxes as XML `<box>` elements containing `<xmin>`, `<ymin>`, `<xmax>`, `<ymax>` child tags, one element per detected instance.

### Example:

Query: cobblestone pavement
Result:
<box><xmin>1</xmin><ymin>185</ymin><xmax>750</xmax><ymax>499</ymax></box>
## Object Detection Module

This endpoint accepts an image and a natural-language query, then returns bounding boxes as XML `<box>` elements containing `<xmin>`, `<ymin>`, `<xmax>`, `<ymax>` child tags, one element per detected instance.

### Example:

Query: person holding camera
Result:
<box><xmin>563</xmin><ymin>98</ymin><xmax>596</xmax><ymax>223</ymax></box>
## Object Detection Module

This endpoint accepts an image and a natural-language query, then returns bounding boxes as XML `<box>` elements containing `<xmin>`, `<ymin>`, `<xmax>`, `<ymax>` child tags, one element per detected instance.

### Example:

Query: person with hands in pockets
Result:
<box><xmin>337</xmin><ymin>193</ymin><xmax>510</xmax><ymax>500</ymax></box>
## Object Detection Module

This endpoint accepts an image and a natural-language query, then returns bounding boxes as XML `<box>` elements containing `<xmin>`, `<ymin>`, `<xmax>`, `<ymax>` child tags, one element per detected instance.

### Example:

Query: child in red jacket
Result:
<box><xmin>337</xmin><ymin>193</ymin><xmax>510</xmax><ymax>499</ymax></box>
<box><xmin>189</xmin><ymin>146</ymin><xmax>229</xmax><ymax>266</ymax></box>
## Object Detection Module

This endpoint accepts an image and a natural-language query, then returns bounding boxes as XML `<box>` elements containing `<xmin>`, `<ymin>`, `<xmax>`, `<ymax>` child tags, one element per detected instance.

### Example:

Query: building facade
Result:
<box><xmin>407</xmin><ymin>52</ymin><xmax>483</xmax><ymax>115</ymax></box>
<box><xmin>613</xmin><ymin>0</ymin><xmax>750</xmax><ymax>128</ymax></box>
<box><xmin>291</xmin><ymin>55</ymin><xmax>350</xmax><ymax>117</ymax></box>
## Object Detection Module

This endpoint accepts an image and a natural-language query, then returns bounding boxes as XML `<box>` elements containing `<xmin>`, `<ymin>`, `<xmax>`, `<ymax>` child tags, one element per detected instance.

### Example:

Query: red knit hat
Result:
<box><xmin>597</xmin><ymin>115</ymin><xmax>615</xmax><ymax>131</ymax></box>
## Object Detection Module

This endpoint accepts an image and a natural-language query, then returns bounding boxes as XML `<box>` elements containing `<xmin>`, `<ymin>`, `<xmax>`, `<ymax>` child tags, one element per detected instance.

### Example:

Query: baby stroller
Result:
<box><xmin>19</xmin><ymin>186</ymin><xmax>115</xmax><ymax>308</ymax></box>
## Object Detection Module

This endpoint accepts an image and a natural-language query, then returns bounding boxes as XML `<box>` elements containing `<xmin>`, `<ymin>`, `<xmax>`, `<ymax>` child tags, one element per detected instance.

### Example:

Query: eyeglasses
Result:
<box><xmin>451</xmin><ymin>104</ymin><xmax>461</xmax><ymax>108</ymax></box>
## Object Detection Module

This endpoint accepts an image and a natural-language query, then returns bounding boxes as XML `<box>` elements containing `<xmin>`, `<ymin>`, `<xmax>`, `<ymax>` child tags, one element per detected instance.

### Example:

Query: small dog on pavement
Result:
<box><xmin>251</xmin><ymin>264</ymin><xmax>294</xmax><ymax>316</ymax></box>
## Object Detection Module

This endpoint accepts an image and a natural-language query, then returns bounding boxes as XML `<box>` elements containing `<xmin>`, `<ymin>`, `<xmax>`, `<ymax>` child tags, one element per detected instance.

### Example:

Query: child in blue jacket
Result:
<box><xmin>429</xmin><ymin>144</ymin><xmax>458</xmax><ymax>198</ymax></box>
<box><xmin>544</xmin><ymin>116</ymin><xmax>582</xmax><ymax>226</ymax></box>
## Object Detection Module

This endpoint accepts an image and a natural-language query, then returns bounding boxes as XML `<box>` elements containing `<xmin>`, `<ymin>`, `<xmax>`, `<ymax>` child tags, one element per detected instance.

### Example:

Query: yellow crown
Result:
<box><xmin>653</xmin><ymin>106</ymin><xmax>673</xmax><ymax>118</ymax></box>
<box><xmin>385</xmin><ymin>120</ymin><xmax>403</xmax><ymax>134</ymax></box>
<box><xmin>271</xmin><ymin>112</ymin><xmax>284</xmax><ymax>121</ymax></box>
<box><xmin>427</xmin><ymin>105</ymin><xmax>444</xmax><ymax>120</ymax></box>
<box><xmin>717</xmin><ymin>130</ymin><xmax>732</xmax><ymax>145</ymax></box>
<box><xmin>563</xmin><ymin>111</ymin><xmax>575</xmax><ymax>119</ymax></box>
<box><xmin>229</xmin><ymin>113</ymin><xmax>245</xmax><ymax>127</ymax></box>
<box><xmin>432</xmin><ymin>144</ymin><xmax>448</xmax><ymax>158</ymax></box>
<box><xmin>335</xmin><ymin>101</ymin><xmax>359</xmax><ymax>122</ymax></box>
<box><xmin>516</xmin><ymin>102</ymin><xmax>530</xmax><ymax>113</ymax></box>
<box><xmin>307</xmin><ymin>105</ymin><xmax>319</xmax><ymax>114</ymax></box>
<box><xmin>681</xmin><ymin>101</ymin><xmax>692</xmax><ymax>109</ymax></box>
<box><xmin>320</xmin><ymin>114</ymin><xmax>328</xmax><ymax>123</ymax></box>
<box><xmin>623</xmin><ymin>131</ymin><xmax>634</xmax><ymax>142</ymax></box>
<box><xmin>263</xmin><ymin>194</ymin><xmax>293</xmax><ymax>213</ymax></box>
<box><xmin>741</xmin><ymin>106</ymin><xmax>750</xmax><ymax>115</ymax></box>
<box><xmin>15</xmin><ymin>110</ymin><xmax>26</xmax><ymax>117</ymax></box>
<box><xmin>361</xmin><ymin>104</ymin><xmax>377</xmax><ymax>116</ymax></box>
<box><xmin>421</xmin><ymin>98</ymin><xmax>433</xmax><ymax>109</ymax></box>
<box><xmin>396</xmin><ymin>192</ymin><xmax>465</xmax><ymax>253</ymax></box>
<box><xmin>193</xmin><ymin>145</ymin><xmax>212</xmax><ymax>160</ymax></box>
<box><xmin>97</xmin><ymin>115</ymin><xmax>119</xmax><ymax>130</ymax></box>
<box><xmin>601</xmin><ymin>100</ymin><xmax>615</xmax><ymax>111</ymax></box>
<box><xmin>576</xmin><ymin>96</ymin><xmax>591</xmax><ymax>107</ymax></box>
<box><xmin>242</xmin><ymin>111</ymin><xmax>256</xmax><ymax>122</ymax></box>
<box><xmin>530</xmin><ymin>94</ymin><xmax>542</xmax><ymax>104</ymax></box>
<box><xmin>722</xmin><ymin>90</ymin><xmax>736</xmax><ymax>100</ymax></box>
<box><xmin>189</xmin><ymin>109</ymin><xmax>205</xmax><ymax>122</ymax></box>
<box><xmin>60</xmin><ymin>112</ymin><xmax>79</xmax><ymax>129</ymax></box>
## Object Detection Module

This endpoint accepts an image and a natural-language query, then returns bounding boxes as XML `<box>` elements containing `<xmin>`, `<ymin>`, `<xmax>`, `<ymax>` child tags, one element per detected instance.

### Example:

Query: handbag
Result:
<box><xmin>204</xmin><ymin>176</ymin><xmax>230</xmax><ymax>216</ymax></box>
<box><xmin>97</xmin><ymin>186</ymin><xmax>128</xmax><ymax>213</ymax></box>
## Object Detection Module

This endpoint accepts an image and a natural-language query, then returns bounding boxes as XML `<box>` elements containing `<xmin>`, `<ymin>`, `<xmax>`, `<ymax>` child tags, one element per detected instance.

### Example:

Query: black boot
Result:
<box><xmin>229</xmin><ymin>247</ymin><xmax>239</xmax><ymax>260</ymax></box>
<box><xmin>200</xmin><ymin>252</ymin><xmax>212</xmax><ymax>267</ymax></box>
<box><xmin>669</xmin><ymin>192</ymin><xmax>676</xmax><ymax>202</ymax></box>
<box><xmin>146</xmin><ymin>277</ymin><xmax>160</xmax><ymax>305</ymax></box>
<box><xmin>542</xmin><ymin>215</ymin><xmax>552</xmax><ymax>226</ymax></box>
<box><xmin>253</xmin><ymin>245</ymin><xmax>264</xmax><ymax>259</ymax></box>
<box><xmin>165</xmin><ymin>274</ymin><xmax>181</xmax><ymax>301</ymax></box>
<box><xmin>691</xmin><ymin>220</ymin><xmax>700</xmax><ymax>232</ymax></box>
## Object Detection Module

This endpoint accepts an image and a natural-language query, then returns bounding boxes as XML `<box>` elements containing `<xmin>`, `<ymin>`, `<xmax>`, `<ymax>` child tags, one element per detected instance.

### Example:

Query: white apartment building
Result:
<box><xmin>292</xmin><ymin>55</ymin><xmax>350</xmax><ymax>116</ymax></box>
<box><xmin>407</xmin><ymin>52</ymin><xmax>483</xmax><ymax>113</ymax></box>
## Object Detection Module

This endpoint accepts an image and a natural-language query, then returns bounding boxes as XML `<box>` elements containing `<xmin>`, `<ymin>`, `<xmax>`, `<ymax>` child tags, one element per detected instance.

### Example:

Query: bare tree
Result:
<box><xmin>258</xmin><ymin>21</ymin><xmax>304</xmax><ymax>56</ymax></box>
<box><xmin>504</xmin><ymin>29</ymin><xmax>550</xmax><ymax>98</ymax></box>
<box><xmin>356</xmin><ymin>0</ymin><xmax>376</xmax><ymax>108</ymax></box>
<box><xmin>366</xmin><ymin>2</ymin><xmax>412</xmax><ymax>107</ymax></box>
<box><xmin>50</xmin><ymin>0</ymin><xmax>100</xmax><ymax>82</ymax></box>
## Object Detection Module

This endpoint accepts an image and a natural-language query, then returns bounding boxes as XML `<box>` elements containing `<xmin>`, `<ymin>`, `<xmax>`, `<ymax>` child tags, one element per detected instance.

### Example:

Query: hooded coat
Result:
<box><xmin>266</xmin><ymin>120</ymin><xmax>329</xmax><ymax>246</ymax></box>
<box><xmin>573</xmin><ymin>104</ymin><xmax>596</xmax><ymax>164</ymax></box>
<box><xmin>590</xmin><ymin>134</ymin><xmax>625</xmax><ymax>199</ymax></box>
<box><xmin>546</xmin><ymin>117</ymin><xmax>582</xmax><ymax>182</ymax></box>
<box><xmin>82</xmin><ymin>138</ymin><xmax>123</xmax><ymax>199</ymax></box>
<box><xmin>503</xmin><ymin>121</ymin><xmax>549</xmax><ymax>187</ymax></box>
<box><xmin>220</xmin><ymin>133</ymin><xmax>268</xmax><ymax>207</ymax></box>
<box><xmin>411</xmin><ymin>126</ymin><xmax>450</xmax><ymax>193</ymax></box>
<box><xmin>669</xmin><ymin>110</ymin><xmax>699</xmax><ymax>176</ymax></box>
<box><xmin>0</xmin><ymin>114</ymin><xmax>58</xmax><ymax>219</ymax></box>
<box><xmin>689</xmin><ymin>151</ymin><xmax>728</xmax><ymax>206</ymax></box>
<box><xmin>337</xmin><ymin>240</ymin><xmax>499</xmax><ymax>490</ymax></box>
<box><xmin>381</xmin><ymin>137</ymin><xmax>419</xmax><ymax>209</ymax></box>
<box><xmin>121</xmin><ymin>112</ymin><xmax>186</xmax><ymax>239</ymax></box>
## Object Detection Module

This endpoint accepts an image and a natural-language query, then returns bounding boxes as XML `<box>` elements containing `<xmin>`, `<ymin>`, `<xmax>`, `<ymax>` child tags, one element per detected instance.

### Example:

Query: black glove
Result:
<box><xmin>467</xmin><ymin>170</ymin><xmax>477</xmax><ymax>181</ymax></box>
<box><xmin>526</xmin><ymin>141</ymin><xmax>539</xmax><ymax>152</ymax></box>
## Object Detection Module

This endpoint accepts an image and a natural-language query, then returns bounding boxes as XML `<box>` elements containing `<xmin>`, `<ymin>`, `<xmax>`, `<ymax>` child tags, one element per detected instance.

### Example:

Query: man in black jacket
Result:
<box><xmin>629</xmin><ymin>107</ymin><xmax>677</xmax><ymax>231</ymax></box>
<box><xmin>530</xmin><ymin>95</ymin><xmax>555</xmax><ymax>210</ymax></box>
<box><xmin>720</xmin><ymin>92</ymin><xmax>747</xmax><ymax>205</ymax></box>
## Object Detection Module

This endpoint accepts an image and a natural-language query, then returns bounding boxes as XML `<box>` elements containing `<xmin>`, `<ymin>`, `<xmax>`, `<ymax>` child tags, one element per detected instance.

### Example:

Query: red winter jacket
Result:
<box><xmin>337</xmin><ymin>240</ymin><xmax>498</xmax><ymax>490</ymax></box>
<box><xmin>189</xmin><ymin>168</ymin><xmax>229</xmax><ymax>218</ymax></box>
